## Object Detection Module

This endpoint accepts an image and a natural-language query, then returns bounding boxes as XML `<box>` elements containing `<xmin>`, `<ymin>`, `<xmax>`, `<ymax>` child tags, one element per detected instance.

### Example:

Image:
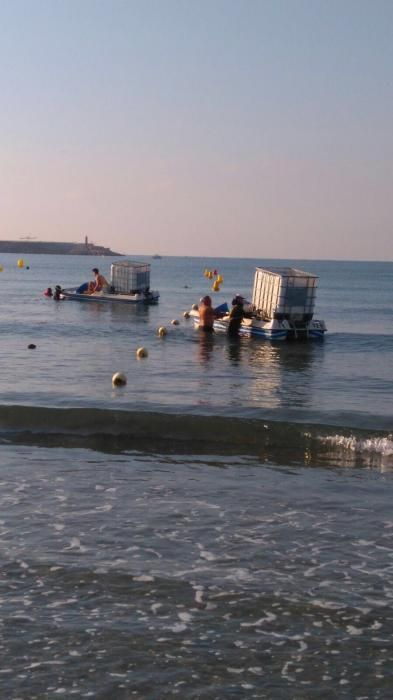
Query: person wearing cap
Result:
<box><xmin>88</xmin><ymin>268</ymin><xmax>108</xmax><ymax>294</ymax></box>
<box><xmin>198</xmin><ymin>295</ymin><xmax>215</xmax><ymax>332</ymax></box>
<box><xmin>228</xmin><ymin>295</ymin><xmax>244</xmax><ymax>336</ymax></box>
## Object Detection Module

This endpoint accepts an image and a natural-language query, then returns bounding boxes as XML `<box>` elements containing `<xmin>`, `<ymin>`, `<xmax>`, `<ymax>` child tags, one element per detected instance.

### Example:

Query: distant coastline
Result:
<box><xmin>0</xmin><ymin>238</ymin><xmax>123</xmax><ymax>256</ymax></box>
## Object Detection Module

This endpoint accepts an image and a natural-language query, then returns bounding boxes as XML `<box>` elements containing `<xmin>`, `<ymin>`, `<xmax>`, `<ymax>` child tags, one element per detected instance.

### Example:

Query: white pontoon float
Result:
<box><xmin>191</xmin><ymin>267</ymin><xmax>327</xmax><ymax>340</ymax></box>
<box><xmin>62</xmin><ymin>260</ymin><xmax>160</xmax><ymax>304</ymax></box>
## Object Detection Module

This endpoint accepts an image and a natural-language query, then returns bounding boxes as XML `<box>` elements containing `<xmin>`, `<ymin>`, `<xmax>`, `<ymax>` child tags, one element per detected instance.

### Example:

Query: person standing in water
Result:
<box><xmin>198</xmin><ymin>295</ymin><xmax>215</xmax><ymax>332</ymax></box>
<box><xmin>228</xmin><ymin>295</ymin><xmax>245</xmax><ymax>337</ymax></box>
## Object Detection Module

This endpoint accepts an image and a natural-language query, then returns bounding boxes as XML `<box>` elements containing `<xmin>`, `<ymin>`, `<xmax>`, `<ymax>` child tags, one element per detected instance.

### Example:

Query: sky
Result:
<box><xmin>0</xmin><ymin>0</ymin><xmax>392</xmax><ymax>260</ymax></box>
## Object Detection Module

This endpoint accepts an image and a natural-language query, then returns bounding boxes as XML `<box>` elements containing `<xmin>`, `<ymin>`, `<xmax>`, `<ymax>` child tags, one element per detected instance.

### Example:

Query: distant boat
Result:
<box><xmin>152</xmin><ymin>254</ymin><xmax>163</xmax><ymax>259</ymax></box>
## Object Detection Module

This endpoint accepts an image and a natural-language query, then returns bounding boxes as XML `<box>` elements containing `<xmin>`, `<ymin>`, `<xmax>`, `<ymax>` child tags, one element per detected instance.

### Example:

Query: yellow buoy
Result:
<box><xmin>136</xmin><ymin>347</ymin><xmax>148</xmax><ymax>358</ymax></box>
<box><xmin>0</xmin><ymin>265</ymin><xmax>3</xmax><ymax>272</ymax></box>
<box><xmin>17</xmin><ymin>259</ymin><xmax>24</xmax><ymax>268</ymax></box>
<box><xmin>112</xmin><ymin>372</ymin><xmax>127</xmax><ymax>387</ymax></box>
<box><xmin>171</xmin><ymin>319</ymin><xmax>180</xmax><ymax>325</ymax></box>
<box><xmin>157</xmin><ymin>326</ymin><xmax>167</xmax><ymax>336</ymax></box>
<box><xmin>212</xmin><ymin>280</ymin><xmax>220</xmax><ymax>292</ymax></box>
<box><xmin>217</xmin><ymin>274</ymin><xmax>223</xmax><ymax>283</ymax></box>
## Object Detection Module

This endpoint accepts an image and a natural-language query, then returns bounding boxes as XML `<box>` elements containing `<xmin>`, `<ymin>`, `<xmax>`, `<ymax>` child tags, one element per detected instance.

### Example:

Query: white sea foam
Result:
<box><xmin>241</xmin><ymin>612</ymin><xmax>276</xmax><ymax>627</ymax></box>
<box><xmin>194</xmin><ymin>590</ymin><xmax>204</xmax><ymax>605</ymax></box>
<box><xmin>168</xmin><ymin>622</ymin><xmax>187</xmax><ymax>633</ymax></box>
<box><xmin>319</xmin><ymin>434</ymin><xmax>393</xmax><ymax>461</ymax></box>
<box><xmin>310</xmin><ymin>599</ymin><xmax>344</xmax><ymax>610</ymax></box>
<box><xmin>178</xmin><ymin>611</ymin><xmax>192</xmax><ymax>622</ymax></box>
<box><xmin>47</xmin><ymin>598</ymin><xmax>77</xmax><ymax>608</ymax></box>
<box><xmin>199</xmin><ymin>550</ymin><xmax>217</xmax><ymax>561</ymax></box>
<box><xmin>195</xmin><ymin>500</ymin><xmax>221</xmax><ymax>510</ymax></box>
<box><xmin>63</xmin><ymin>537</ymin><xmax>87</xmax><ymax>553</ymax></box>
<box><xmin>133</xmin><ymin>575</ymin><xmax>155</xmax><ymax>582</ymax></box>
<box><xmin>370</xmin><ymin>621</ymin><xmax>382</xmax><ymax>630</ymax></box>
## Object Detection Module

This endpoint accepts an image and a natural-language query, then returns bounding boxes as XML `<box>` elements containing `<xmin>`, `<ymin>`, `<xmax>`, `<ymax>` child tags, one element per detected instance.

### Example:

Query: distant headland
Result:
<box><xmin>0</xmin><ymin>236</ymin><xmax>123</xmax><ymax>256</ymax></box>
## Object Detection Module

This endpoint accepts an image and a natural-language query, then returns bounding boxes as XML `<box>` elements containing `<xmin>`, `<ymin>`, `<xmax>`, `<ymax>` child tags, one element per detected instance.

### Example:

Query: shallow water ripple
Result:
<box><xmin>0</xmin><ymin>447</ymin><xmax>392</xmax><ymax>697</ymax></box>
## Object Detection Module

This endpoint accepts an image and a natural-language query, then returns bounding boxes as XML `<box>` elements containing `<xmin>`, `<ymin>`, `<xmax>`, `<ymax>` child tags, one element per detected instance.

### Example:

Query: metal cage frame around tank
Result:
<box><xmin>110</xmin><ymin>260</ymin><xmax>151</xmax><ymax>294</ymax></box>
<box><xmin>252</xmin><ymin>267</ymin><xmax>318</xmax><ymax>322</ymax></box>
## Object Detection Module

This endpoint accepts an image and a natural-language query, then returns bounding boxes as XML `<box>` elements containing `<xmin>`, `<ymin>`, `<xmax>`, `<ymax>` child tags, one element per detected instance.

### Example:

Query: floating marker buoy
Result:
<box><xmin>28</xmin><ymin>343</ymin><xmax>36</xmax><ymax>349</ymax></box>
<box><xmin>212</xmin><ymin>280</ymin><xmax>220</xmax><ymax>292</ymax></box>
<box><xmin>171</xmin><ymin>319</ymin><xmax>179</xmax><ymax>325</ymax></box>
<box><xmin>136</xmin><ymin>347</ymin><xmax>148</xmax><ymax>358</ymax></box>
<box><xmin>217</xmin><ymin>274</ymin><xmax>223</xmax><ymax>283</ymax></box>
<box><xmin>157</xmin><ymin>326</ymin><xmax>167</xmax><ymax>336</ymax></box>
<box><xmin>17</xmin><ymin>259</ymin><xmax>24</xmax><ymax>268</ymax></box>
<box><xmin>0</xmin><ymin>265</ymin><xmax>3</xmax><ymax>272</ymax></box>
<box><xmin>183</xmin><ymin>311</ymin><xmax>190</xmax><ymax>319</ymax></box>
<box><xmin>112</xmin><ymin>372</ymin><xmax>127</xmax><ymax>387</ymax></box>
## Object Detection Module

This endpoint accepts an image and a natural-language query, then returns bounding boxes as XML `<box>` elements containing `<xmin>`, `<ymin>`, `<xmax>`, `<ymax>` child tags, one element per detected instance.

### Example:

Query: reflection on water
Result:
<box><xmin>226</xmin><ymin>336</ymin><xmax>244</xmax><ymax>365</ymax></box>
<box><xmin>248</xmin><ymin>338</ymin><xmax>321</xmax><ymax>371</ymax></box>
<box><xmin>70</xmin><ymin>300</ymin><xmax>154</xmax><ymax>335</ymax></box>
<box><xmin>193</xmin><ymin>330</ymin><xmax>325</xmax><ymax>411</ymax></box>
<box><xmin>78</xmin><ymin>301</ymin><xmax>152</xmax><ymax>320</ymax></box>
<box><xmin>197</xmin><ymin>331</ymin><xmax>215</xmax><ymax>363</ymax></box>
<box><xmin>246</xmin><ymin>340</ymin><xmax>324</xmax><ymax>408</ymax></box>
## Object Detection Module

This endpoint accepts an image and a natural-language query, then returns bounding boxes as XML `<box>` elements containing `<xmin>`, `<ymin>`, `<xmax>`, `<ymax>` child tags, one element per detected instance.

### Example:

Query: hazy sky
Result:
<box><xmin>0</xmin><ymin>0</ymin><xmax>392</xmax><ymax>259</ymax></box>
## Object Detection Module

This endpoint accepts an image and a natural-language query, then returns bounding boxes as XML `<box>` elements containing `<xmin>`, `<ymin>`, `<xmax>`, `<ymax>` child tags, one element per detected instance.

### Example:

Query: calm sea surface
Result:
<box><xmin>0</xmin><ymin>253</ymin><xmax>392</xmax><ymax>699</ymax></box>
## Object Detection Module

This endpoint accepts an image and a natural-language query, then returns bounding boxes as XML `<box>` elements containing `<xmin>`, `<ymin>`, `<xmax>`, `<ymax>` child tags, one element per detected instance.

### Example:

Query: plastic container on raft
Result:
<box><xmin>110</xmin><ymin>260</ymin><xmax>151</xmax><ymax>294</ymax></box>
<box><xmin>252</xmin><ymin>267</ymin><xmax>318</xmax><ymax>322</ymax></box>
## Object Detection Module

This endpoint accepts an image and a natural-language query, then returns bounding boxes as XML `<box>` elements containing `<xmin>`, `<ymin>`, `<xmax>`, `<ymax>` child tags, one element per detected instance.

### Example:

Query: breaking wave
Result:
<box><xmin>0</xmin><ymin>404</ymin><xmax>392</xmax><ymax>470</ymax></box>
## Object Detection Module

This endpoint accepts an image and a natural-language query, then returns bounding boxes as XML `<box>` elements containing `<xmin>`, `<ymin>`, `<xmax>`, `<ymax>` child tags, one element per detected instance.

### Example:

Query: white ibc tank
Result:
<box><xmin>252</xmin><ymin>267</ymin><xmax>318</xmax><ymax>320</ymax></box>
<box><xmin>110</xmin><ymin>260</ymin><xmax>151</xmax><ymax>294</ymax></box>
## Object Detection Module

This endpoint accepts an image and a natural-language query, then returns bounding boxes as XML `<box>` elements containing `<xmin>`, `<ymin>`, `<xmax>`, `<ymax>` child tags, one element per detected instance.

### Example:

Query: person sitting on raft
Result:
<box><xmin>87</xmin><ymin>268</ymin><xmax>108</xmax><ymax>294</ymax></box>
<box><xmin>198</xmin><ymin>295</ymin><xmax>215</xmax><ymax>332</ymax></box>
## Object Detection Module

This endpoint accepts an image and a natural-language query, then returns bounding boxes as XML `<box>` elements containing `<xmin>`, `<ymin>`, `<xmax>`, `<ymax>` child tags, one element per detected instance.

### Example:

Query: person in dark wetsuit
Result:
<box><xmin>228</xmin><ymin>295</ymin><xmax>244</xmax><ymax>337</ymax></box>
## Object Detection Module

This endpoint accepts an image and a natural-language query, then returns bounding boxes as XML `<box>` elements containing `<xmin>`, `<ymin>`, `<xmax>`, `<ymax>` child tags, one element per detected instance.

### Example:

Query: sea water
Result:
<box><xmin>0</xmin><ymin>253</ymin><xmax>392</xmax><ymax>699</ymax></box>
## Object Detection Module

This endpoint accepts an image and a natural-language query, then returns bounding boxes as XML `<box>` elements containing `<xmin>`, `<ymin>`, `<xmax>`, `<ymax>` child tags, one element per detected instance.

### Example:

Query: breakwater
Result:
<box><xmin>0</xmin><ymin>240</ymin><xmax>122</xmax><ymax>255</ymax></box>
